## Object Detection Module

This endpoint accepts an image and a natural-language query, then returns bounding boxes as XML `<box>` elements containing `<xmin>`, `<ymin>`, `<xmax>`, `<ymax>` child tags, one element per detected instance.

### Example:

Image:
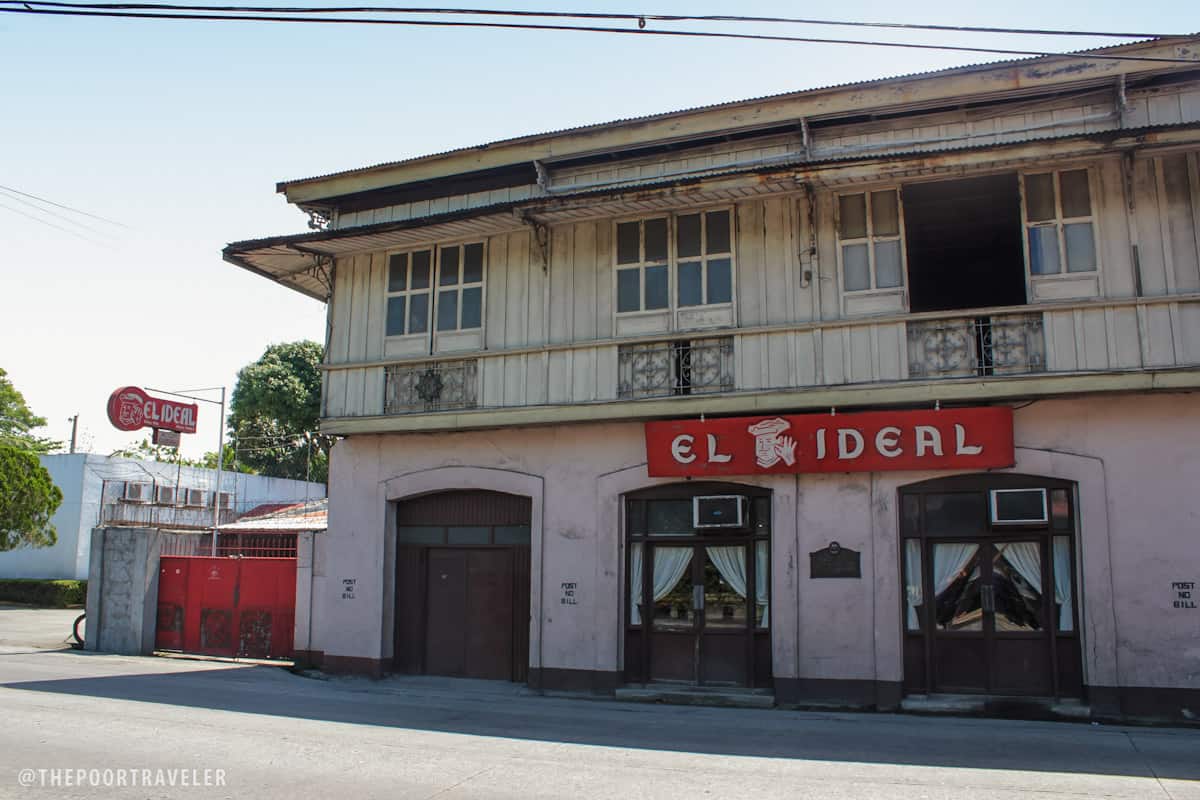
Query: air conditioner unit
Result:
<box><xmin>155</xmin><ymin>486</ymin><xmax>176</xmax><ymax>506</ymax></box>
<box><xmin>990</xmin><ymin>488</ymin><xmax>1048</xmax><ymax>525</ymax></box>
<box><xmin>209</xmin><ymin>491</ymin><xmax>232</xmax><ymax>510</ymax></box>
<box><xmin>693</xmin><ymin>495</ymin><xmax>748</xmax><ymax>529</ymax></box>
<box><xmin>183</xmin><ymin>488</ymin><xmax>206</xmax><ymax>507</ymax></box>
<box><xmin>123</xmin><ymin>482</ymin><xmax>151</xmax><ymax>503</ymax></box>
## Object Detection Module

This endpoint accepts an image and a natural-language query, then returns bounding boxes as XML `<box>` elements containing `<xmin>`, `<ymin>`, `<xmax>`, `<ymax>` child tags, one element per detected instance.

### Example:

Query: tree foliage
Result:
<box><xmin>229</xmin><ymin>341</ymin><xmax>329</xmax><ymax>483</ymax></box>
<box><xmin>0</xmin><ymin>444</ymin><xmax>63</xmax><ymax>551</ymax></box>
<box><xmin>0</xmin><ymin>368</ymin><xmax>61</xmax><ymax>454</ymax></box>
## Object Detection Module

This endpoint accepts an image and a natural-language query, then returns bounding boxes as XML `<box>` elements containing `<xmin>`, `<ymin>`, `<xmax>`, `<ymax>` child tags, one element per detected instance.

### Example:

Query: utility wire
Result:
<box><xmin>0</xmin><ymin>186</ymin><xmax>119</xmax><ymax>238</ymax></box>
<box><xmin>0</xmin><ymin>6</ymin><xmax>1195</xmax><ymax>63</ymax></box>
<box><xmin>0</xmin><ymin>182</ymin><xmax>129</xmax><ymax>228</ymax></box>
<box><xmin>0</xmin><ymin>200</ymin><xmax>113</xmax><ymax>246</ymax></box>
<box><xmin>0</xmin><ymin>2</ymin><xmax>1180</xmax><ymax>39</ymax></box>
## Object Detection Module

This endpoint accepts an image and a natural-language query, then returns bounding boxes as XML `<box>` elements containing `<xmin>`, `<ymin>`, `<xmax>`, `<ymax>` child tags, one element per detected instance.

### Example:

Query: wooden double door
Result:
<box><xmin>901</xmin><ymin>475</ymin><xmax>1083</xmax><ymax>698</ymax></box>
<box><xmin>393</xmin><ymin>491</ymin><xmax>532</xmax><ymax>682</ymax></box>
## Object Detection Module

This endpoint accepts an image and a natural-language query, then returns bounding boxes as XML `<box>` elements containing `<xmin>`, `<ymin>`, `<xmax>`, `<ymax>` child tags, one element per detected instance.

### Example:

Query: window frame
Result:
<box><xmin>612</xmin><ymin>206</ymin><xmax>737</xmax><ymax>331</ymax></box>
<box><xmin>834</xmin><ymin>186</ymin><xmax>908</xmax><ymax>297</ymax></box>
<box><xmin>383</xmin><ymin>239</ymin><xmax>487</xmax><ymax>355</ymax></box>
<box><xmin>1019</xmin><ymin>167</ymin><xmax>1102</xmax><ymax>282</ymax></box>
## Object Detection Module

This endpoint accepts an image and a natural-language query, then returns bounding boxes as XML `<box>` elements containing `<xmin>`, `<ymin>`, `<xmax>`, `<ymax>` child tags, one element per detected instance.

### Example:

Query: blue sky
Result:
<box><xmin>1</xmin><ymin>0</ymin><xmax>1194</xmax><ymax>458</ymax></box>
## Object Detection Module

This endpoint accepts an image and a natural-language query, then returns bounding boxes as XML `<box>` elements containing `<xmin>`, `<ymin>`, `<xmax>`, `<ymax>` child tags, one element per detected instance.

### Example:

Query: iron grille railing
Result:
<box><xmin>907</xmin><ymin>313</ymin><xmax>1045</xmax><ymax>378</ymax></box>
<box><xmin>101</xmin><ymin>502</ymin><xmax>237</xmax><ymax>531</ymax></box>
<box><xmin>618</xmin><ymin>336</ymin><xmax>735</xmax><ymax>400</ymax></box>
<box><xmin>385</xmin><ymin>358</ymin><xmax>478</xmax><ymax>414</ymax></box>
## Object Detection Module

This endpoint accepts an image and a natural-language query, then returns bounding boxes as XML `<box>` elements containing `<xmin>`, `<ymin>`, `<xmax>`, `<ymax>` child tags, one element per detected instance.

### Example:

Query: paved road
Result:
<box><xmin>0</xmin><ymin>647</ymin><xmax>1197</xmax><ymax>800</ymax></box>
<box><xmin>0</xmin><ymin>605</ymin><xmax>81</xmax><ymax>650</ymax></box>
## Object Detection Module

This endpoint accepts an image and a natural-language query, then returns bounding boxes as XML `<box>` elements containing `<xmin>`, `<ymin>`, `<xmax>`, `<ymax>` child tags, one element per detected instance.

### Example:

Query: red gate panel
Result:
<box><xmin>156</xmin><ymin>556</ymin><xmax>296</xmax><ymax>660</ymax></box>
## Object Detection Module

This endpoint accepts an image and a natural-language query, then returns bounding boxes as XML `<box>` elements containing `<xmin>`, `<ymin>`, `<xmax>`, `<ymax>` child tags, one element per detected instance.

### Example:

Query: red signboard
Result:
<box><xmin>645</xmin><ymin>407</ymin><xmax>1014</xmax><ymax>477</ymax></box>
<box><xmin>107</xmin><ymin>386</ymin><xmax>198</xmax><ymax>434</ymax></box>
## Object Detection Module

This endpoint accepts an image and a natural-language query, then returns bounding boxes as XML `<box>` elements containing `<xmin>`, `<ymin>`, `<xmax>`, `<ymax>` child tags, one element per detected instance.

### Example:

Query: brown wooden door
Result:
<box><xmin>424</xmin><ymin>548</ymin><xmax>516</xmax><ymax>681</ymax></box>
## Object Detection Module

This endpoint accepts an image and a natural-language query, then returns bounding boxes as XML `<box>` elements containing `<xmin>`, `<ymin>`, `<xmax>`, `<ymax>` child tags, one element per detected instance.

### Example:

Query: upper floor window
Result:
<box><xmin>1023</xmin><ymin>169</ymin><xmax>1097</xmax><ymax>275</ymax></box>
<box><xmin>385</xmin><ymin>242</ymin><xmax>484</xmax><ymax>340</ymax></box>
<box><xmin>836</xmin><ymin>189</ymin><xmax>904</xmax><ymax>293</ymax></box>
<box><xmin>615</xmin><ymin>209</ymin><xmax>735</xmax><ymax>314</ymax></box>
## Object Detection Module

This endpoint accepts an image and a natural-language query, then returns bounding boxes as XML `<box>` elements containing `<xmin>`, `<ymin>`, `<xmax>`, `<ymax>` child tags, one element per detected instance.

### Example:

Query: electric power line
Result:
<box><xmin>0</xmin><ymin>2</ymin><xmax>1180</xmax><ymax>39</ymax></box>
<box><xmin>0</xmin><ymin>182</ymin><xmax>130</xmax><ymax>229</ymax></box>
<box><xmin>0</xmin><ymin>6</ymin><xmax>1194</xmax><ymax>64</ymax></box>
<box><xmin>0</xmin><ymin>186</ymin><xmax>119</xmax><ymax>239</ymax></box>
<box><xmin>0</xmin><ymin>200</ymin><xmax>114</xmax><ymax>247</ymax></box>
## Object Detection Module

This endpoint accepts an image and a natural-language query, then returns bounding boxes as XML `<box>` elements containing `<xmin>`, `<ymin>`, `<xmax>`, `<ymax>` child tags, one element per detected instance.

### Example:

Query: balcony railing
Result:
<box><xmin>385</xmin><ymin>358</ymin><xmax>478</xmax><ymax>414</ymax></box>
<box><xmin>101</xmin><ymin>501</ymin><xmax>237</xmax><ymax>531</ymax></box>
<box><xmin>907</xmin><ymin>313</ymin><xmax>1046</xmax><ymax>379</ymax></box>
<box><xmin>618</xmin><ymin>336</ymin><xmax>735</xmax><ymax>400</ymax></box>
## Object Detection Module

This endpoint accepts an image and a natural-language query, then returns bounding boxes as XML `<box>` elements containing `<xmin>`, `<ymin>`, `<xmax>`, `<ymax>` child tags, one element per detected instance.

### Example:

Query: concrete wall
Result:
<box><xmin>84</xmin><ymin>527</ymin><xmax>161</xmax><ymax>656</ymax></box>
<box><xmin>310</xmin><ymin>392</ymin><xmax>1200</xmax><ymax>708</ymax></box>
<box><xmin>0</xmin><ymin>454</ymin><xmax>325</xmax><ymax>581</ymax></box>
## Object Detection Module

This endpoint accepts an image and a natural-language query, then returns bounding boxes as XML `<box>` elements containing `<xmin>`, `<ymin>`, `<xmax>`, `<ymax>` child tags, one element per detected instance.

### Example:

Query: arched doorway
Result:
<box><xmin>623</xmin><ymin>482</ymin><xmax>772</xmax><ymax>689</ymax></box>
<box><xmin>899</xmin><ymin>474</ymin><xmax>1082</xmax><ymax>698</ymax></box>
<box><xmin>392</xmin><ymin>490</ymin><xmax>532</xmax><ymax>682</ymax></box>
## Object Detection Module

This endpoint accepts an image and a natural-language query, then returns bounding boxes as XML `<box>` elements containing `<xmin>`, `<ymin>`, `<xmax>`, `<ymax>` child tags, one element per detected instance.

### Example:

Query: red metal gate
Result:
<box><xmin>156</xmin><ymin>557</ymin><xmax>296</xmax><ymax>660</ymax></box>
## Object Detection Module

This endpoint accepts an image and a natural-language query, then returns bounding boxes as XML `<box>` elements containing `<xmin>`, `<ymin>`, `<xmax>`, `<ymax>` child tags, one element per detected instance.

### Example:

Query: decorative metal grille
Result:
<box><xmin>385</xmin><ymin>359</ymin><xmax>478</xmax><ymax>414</ymax></box>
<box><xmin>907</xmin><ymin>313</ymin><xmax>1045</xmax><ymax>378</ymax></box>
<box><xmin>618</xmin><ymin>337</ymin><xmax>735</xmax><ymax>399</ymax></box>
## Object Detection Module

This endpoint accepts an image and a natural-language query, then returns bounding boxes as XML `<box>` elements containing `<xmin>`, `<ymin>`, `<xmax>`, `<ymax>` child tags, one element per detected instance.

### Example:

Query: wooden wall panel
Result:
<box><xmin>548</xmin><ymin>223</ymin><xmax>574</xmax><ymax>345</ymax></box>
<box><xmin>735</xmin><ymin>200</ymin><xmax>767</xmax><ymax>328</ymax></box>
<box><xmin>485</xmin><ymin>233</ymin><xmax>510</xmax><ymax>351</ymax></box>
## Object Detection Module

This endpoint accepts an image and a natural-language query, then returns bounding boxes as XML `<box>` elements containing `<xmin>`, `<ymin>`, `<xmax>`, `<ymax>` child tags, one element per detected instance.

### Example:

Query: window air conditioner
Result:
<box><xmin>123</xmin><ymin>482</ymin><xmax>151</xmax><ymax>503</ymax></box>
<box><xmin>155</xmin><ymin>486</ymin><xmax>176</xmax><ymax>506</ymax></box>
<box><xmin>693</xmin><ymin>495</ymin><xmax>748</xmax><ymax>529</ymax></box>
<box><xmin>183</xmin><ymin>489</ymin><xmax>205</xmax><ymax>507</ymax></box>
<box><xmin>209</xmin><ymin>491</ymin><xmax>232</xmax><ymax>510</ymax></box>
<box><xmin>990</xmin><ymin>488</ymin><xmax>1048</xmax><ymax>525</ymax></box>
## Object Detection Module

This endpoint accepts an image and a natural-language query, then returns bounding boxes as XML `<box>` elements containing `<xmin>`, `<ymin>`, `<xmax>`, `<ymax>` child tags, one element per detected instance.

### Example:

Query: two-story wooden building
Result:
<box><xmin>226</xmin><ymin>36</ymin><xmax>1200</xmax><ymax>721</ymax></box>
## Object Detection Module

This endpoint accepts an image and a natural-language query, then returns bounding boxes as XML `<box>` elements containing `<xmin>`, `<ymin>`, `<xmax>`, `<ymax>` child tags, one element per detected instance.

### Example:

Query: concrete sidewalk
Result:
<box><xmin>0</xmin><ymin>604</ymin><xmax>82</xmax><ymax>651</ymax></box>
<box><xmin>1</xmin><ymin>648</ymin><xmax>1198</xmax><ymax>799</ymax></box>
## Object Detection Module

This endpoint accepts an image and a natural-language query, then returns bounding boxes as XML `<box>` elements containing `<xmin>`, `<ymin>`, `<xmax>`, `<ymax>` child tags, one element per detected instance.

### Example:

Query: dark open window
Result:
<box><xmin>902</xmin><ymin>173</ymin><xmax>1026</xmax><ymax>312</ymax></box>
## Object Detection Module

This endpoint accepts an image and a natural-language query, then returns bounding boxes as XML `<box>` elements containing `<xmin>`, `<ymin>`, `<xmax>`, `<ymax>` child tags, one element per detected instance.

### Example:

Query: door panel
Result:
<box><xmin>464</xmin><ymin>549</ymin><xmax>513</xmax><ymax>680</ymax></box>
<box><xmin>425</xmin><ymin>550</ymin><xmax>468</xmax><ymax>676</ymax></box>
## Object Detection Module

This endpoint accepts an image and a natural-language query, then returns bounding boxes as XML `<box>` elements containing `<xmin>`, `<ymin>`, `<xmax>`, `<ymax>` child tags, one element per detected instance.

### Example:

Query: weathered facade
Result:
<box><xmin>226</xmin><ymin>37</ymin><xmax>1200</xmax><ymax>721</ymax></box>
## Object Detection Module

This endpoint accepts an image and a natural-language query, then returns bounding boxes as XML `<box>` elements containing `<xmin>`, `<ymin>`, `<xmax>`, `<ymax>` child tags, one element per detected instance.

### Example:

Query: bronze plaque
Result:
<box><xmin>810</xmin><ymin>542</ymin><xmax>861</xmax><ymax>579</ymax></box>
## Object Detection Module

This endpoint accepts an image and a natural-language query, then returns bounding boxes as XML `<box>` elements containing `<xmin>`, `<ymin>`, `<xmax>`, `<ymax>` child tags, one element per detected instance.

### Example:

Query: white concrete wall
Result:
<box><xmin>0</xmin><ymin>454</ymin><xmax>86</xmax><ymax>580</ymax></box>
<box><xmin>313</xmin><ymin>392</ymin><xmax>1200</xmax><ymax>693</ymax></box>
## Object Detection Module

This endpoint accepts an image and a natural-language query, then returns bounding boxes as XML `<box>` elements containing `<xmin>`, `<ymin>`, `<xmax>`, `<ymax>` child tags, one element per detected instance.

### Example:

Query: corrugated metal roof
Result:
<box><xmin>277</xmin><ymin>36</ymin><xmax>1171</xmax><ymax>191</ymax></box>
<box><xmin>219</xmin><ymin>499</ymin><xmax>327</xmax><ymax>532</ymax></box>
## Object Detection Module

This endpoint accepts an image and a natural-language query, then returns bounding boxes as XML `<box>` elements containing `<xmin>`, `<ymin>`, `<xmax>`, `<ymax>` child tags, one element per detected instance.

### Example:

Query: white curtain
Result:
<box><xmin>706</xmin><ymin>546</ymin><xmax>748</xmax><ymax>628</ymax></box>
<box><xmin>933</xmin><ymin>543</ymin><xmax>979</xmax><ymax>597</ymax></box>
<box><xmin>904</xmin><ymin>540</ymin><xmax>923</xmax><ymax>630</ymax></box>
<box><xmin>998</xmin><ymin>542</ymin><xmax>1043</xmax><ymax>599</ymax></box>
<box><xmin>629</xmin><ymin>543</ymin><xmax>644</xmax><ymax>625</ymax></box>
<box><xmin>755</xmin><ymin>540</ymin><xmax>769</xmax><ymax>628</ymax></box>
<box><xmin>1053</xmin><ymin>536</ymin><xmax>1074</xmax><ymax>631</ymax></box>
<box><xmin>653</xmin><ymin>546</ymin><xmax>693</xmax><ymax>606</ymax></box>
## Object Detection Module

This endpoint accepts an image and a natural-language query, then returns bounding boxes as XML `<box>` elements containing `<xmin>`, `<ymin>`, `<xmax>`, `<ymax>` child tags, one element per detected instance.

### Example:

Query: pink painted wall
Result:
<box><xmin>312</xmin><ymin>392</ymin><xmax>1200</xmax><ymax>692</ymax></box>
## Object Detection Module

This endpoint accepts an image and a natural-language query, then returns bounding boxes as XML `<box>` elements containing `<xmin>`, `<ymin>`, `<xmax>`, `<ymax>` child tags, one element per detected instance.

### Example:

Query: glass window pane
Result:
<box><xmin>707</xmin><ymin>258</ymin><xmax>732</xmax><ymax>304</ymax></box>
<box><xmin>838</xmin><ymin>193</ymin><xmax>868</xmax><ymax>239</ymax></box>
<box><xmin>676</xmin><ymin>213</ymin><xmax>701</xmax><ymax>258</ymax></box>
<box><xmin>704</xmin><ymin>547</ymin><xmax>747</xmax><ymax>630</ymax></box>
<box><xmin>1028</xmin><ymin>226</ymin><xmax>1061</xmax><ymax>275</ymax></box>
<box><xmin>875</xmin><ymin>240</ymin><xmax>903</xmax><ymax>288</ymax></box>
<box><xmin>617</xmin><ymin>221</ymin><xmax>640</xmax><ymax>264</ymax></box>
<box><xmin>1059</xmin><ymin>170</ymin><xmax>1091</xmax><ymax>218</ymax></box>
<box><xmin>447</xmin><ymin>526</ymin><xmax>490</xmax><ymax>545</ymax></box>
<box><xmin>904</xmin><ymin>539</ymin><xmax>923</xmax><ymax>631</ymax></box>
<box><xmin>408</xmin><ymin>293</ymin><xmax>429</xmax><ymax>333</ymax></box>
<box><xmin>755</xmin><ymin>539</ymin><xmax>769</xmax><ymax>628</ymax></box>
<box><xmin>706</xmin><ymin>210</ymin><xmax>731</xmax><ymax>254</ymax></box>
<box><xmin>494</xmin><ymin>525</ymin><xmax>531</xmax><ymax>545</ymax></box>
<box><xmin>678</xmin><ymin>261</ymin><xmax>702</xmax><ymax>307</ymax></box>
<box><xmin>843</xmin><ymin>243</ymin><xmax>870</xmax><ymax>291</ymax></box>
<box><xmin>617</xmin><ymin>268</ymin><xmax>641</xmax><ymax>312</ymax></box>
<box><xmin>1025</xmin><ymin>173</ymin><xmax>1056</xmax><ymax>222</ymax></box>
<box><xmin>651</xmin><ymin>546</ymin><xmax>694</xmax><ymax>631</ymax></box>
<box><xmin>461</xmin><ymin>286</ymin><xmax>482</xmax><ymax>329</ymax></box>
<box><xmin>1064</xmin><ymin>222</ymin><xmax>1096</xmax><ymax>272</ymax></box>
<box><xmin>411</xmin><ymin>250</ymin><xmax>431</xmax><ymax>289</ymax></box>
<box><xmin>871</xmin><ymin>190</ymin><xmax>899</xmax><ymax>236</ymax></box>
<box><xmin>924</xmin><ymin>493</ymin><xmax>986</xmax><ymax>537</ymax></box>
<box><xmin>901</xmin><ymin>494</ymin><xmax>920</xmax><ymax>537</ymax></box>
<box><xmin>1051</xmin><ymin>489</ymin><xmax>1070</xmax><ymax>531</ymax></box>
<box><xmin>645</xmin><ymin>264</ymin><xmax>668</xmax><ymax>309</ymax></box>
<box><xmin>388</xmin><ymin>253</ymin><xmax>408</xmax><ymax>292</ymax></box>
<box><xmin>436</xmin><ymin>290</ymin><xmax>458</xmax><ymax>331</ymax></box>
<box><xmin>385</xmin><ymin>296</ymin><xmax>405</xmax><ymax>337</ymax></box>
<box><xmin>397</xmin><ymin>526</ymin><xmax>443</xmax><ymax>545</ymax></box>
<box><xmin>993</xmin><ymin>543</ymin><xmax>1044</xmax><ymax>632</ymax></box>
<box><xmin>463</xmin><ymin>242</ymin><xmax>484</xmax><ymax>283</ymax></box>
<box><xmin>644</xmin><ymin>218</ymin><xmax>668</xmax><ymax>262</ymax></box>
<box><xmin>647</xmin><ymin>500</ymin><xmax>693</xmax><ymax>535</ymax></box>
<box><xmin>1053</xmin><ymin>535</ymin><xmax>1074</xmax><ymax>631</ymax></box>
<box><xmin>439</xmin><ymin>246</ymin><xmax>460</xmax><ymax>286</ymax></box>
<box><xmin>933</xmin><ymin>544</ymin><xmax>982</xmax><ymax>631</ymax></box>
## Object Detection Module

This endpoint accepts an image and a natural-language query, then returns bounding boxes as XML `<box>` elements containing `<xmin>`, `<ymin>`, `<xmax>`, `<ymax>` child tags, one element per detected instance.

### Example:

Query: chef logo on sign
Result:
<box><xmin>747</xmin><ymin>418</ymin><xmax>797</xmax><ymax>469</ymax></box>
<box><xmin>115</xmin><ymin>390</ymin><xmax>144</xmax><ymax>429</ymax></box>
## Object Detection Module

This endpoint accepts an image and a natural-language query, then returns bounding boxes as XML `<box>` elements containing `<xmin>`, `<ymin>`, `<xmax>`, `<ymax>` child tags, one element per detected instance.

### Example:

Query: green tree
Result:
<box><xmin>0</xmin><ymin>444</ymin><xmax>63</xmax><ymax>550</ymax></box>
<box><xmin>229</xmin><ymin>341</ymin><xmax>330</xmax><ymax>483</ymax></box>
<box><xmin>0</xmin><ymin>368</ymin><xmax>61</xmax><ymax>454</ymax></box>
